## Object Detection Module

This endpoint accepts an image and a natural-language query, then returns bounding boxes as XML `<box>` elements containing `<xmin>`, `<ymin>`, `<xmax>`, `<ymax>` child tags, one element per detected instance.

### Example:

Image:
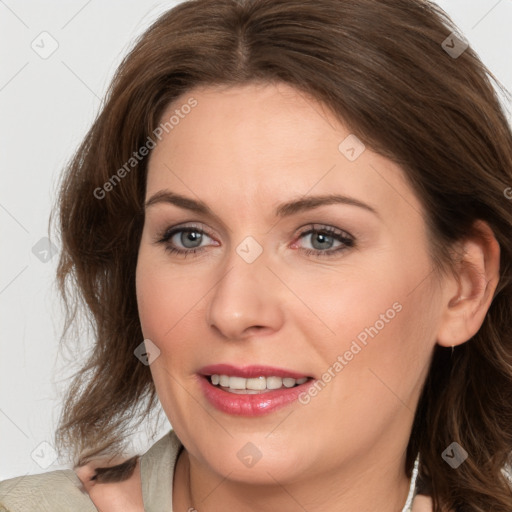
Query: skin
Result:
<box><xmin>77</xmin><ymin>82</ymin><xmax>500</xmax><ymax>512</ymax></box>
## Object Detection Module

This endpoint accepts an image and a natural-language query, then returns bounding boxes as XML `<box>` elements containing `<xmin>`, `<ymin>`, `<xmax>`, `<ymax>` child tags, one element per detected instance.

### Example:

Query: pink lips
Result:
<box><xmin>198</xmin><ymin>363</ymin><xmax>310</xmax><ymax>380</ymax></box>
<box><xmin>197</xmin><ymin>364</ymin><xmax>315</xmax><ymax>416</ymax></box>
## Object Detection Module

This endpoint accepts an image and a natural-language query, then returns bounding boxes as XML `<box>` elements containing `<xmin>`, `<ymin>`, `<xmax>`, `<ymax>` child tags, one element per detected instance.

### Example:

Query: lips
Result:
<box><xmin>198</xmin><ymin>363</ymin><xmax>312</xmax><ymax>380</ymax></box>
<box><xmin>196</xmin><ymin>363</ymin><xmax>316</xmax><ymax>416</ymax></box>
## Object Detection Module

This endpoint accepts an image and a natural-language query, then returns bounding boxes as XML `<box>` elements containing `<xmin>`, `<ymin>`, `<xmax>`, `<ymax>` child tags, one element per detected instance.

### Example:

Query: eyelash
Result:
<box><xmin>155</xmin><ymin>223</ymin><xmax>355</xmax><ymax>258</ymax></box>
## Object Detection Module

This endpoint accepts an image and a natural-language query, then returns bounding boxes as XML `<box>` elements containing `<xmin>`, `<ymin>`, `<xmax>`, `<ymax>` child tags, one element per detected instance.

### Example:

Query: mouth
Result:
<box><xmin>197</xmin><ymin>364</ymin><xmax>316</xmax><ymax>416</ymax></box>
<box><xmin>205</xmin><ymin>374</ymin><xmax>312</xmax><ymax>394</ymax></box>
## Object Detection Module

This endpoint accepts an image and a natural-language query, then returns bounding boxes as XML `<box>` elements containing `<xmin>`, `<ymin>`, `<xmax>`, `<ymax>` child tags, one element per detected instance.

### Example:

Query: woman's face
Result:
<box><xmin>136</xmin><ymin>82</ymin><xmax>444</xmax><ymax>484</ymax></box>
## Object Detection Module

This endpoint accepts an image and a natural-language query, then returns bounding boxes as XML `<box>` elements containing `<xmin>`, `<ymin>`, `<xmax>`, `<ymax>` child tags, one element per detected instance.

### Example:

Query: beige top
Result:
<box><xmin>0</xmin><ymin>430</ymin><xmax>183</xmax><ymax>512</ymax></box>
<box><xmin>0</xmin><ymin>429</ymin><xmax>422</xmax><ymax>511</ymax></box>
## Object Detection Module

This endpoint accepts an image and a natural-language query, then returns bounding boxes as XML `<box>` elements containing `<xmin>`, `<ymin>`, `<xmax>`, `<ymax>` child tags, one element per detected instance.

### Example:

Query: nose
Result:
<box><xmin>206</xmin><ymin>244</ymin><xmax>286</xmax><ymax>341</ymax></box>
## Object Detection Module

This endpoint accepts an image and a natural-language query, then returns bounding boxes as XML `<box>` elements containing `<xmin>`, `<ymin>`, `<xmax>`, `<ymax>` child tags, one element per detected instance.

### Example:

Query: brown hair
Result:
<box><xmin>54</xmin><ymin>0</ymin><xmax>512</xmax><ymax>510</ymax></box>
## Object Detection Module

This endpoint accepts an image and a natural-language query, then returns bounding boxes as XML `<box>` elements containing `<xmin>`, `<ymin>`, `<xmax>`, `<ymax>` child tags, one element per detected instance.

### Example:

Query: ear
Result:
<box><xmin>436</xmin><ymin>220</ymin><xmax>500</xmax><ymax>348</ymax></box>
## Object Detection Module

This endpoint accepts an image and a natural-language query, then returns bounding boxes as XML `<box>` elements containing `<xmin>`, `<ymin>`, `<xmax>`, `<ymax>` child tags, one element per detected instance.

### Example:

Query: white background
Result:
<box><xmin>1</xmin><ymin>0</ymin><xmax>511</xmax><ymax>479</ymax></box>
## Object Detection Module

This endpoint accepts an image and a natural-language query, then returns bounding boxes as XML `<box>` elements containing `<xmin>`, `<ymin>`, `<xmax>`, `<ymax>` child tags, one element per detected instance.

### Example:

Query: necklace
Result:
<box><xmin>401</xmin><ymin>453</ymin><xmax>420</xmax><ymax>512</ymax></box>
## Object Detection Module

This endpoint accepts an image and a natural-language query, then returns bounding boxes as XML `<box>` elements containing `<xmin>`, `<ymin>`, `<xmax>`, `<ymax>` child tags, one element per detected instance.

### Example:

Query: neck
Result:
<box><xmin>173</xmin><ymin>448</ymin><xmax>413</xmax><ymax>512</ymax></box>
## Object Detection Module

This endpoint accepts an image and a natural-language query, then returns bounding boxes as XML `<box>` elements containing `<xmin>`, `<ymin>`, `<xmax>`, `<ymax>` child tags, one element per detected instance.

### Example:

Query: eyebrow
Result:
<box><xmin>144</xmin><ymin>190</ymin><xmax>380</xmax><ymax>219</ymax></box>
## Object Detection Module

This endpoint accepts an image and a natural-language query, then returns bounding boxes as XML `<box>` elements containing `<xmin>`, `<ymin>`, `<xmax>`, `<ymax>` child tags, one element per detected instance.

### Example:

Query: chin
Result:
<box><xmin>197</xmin><ymin>440</ymin><xmax>311</xmax><ymax>484</ymax></box>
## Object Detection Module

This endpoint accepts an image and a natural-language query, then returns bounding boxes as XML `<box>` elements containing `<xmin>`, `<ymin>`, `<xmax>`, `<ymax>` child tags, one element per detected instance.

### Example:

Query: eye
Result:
<box><xmin>155</xmin><ymin>224</ymin><xmax>217</xmax><ymax>257</ymax></box>
<box><xmin>154</xmin><ymin>223</ymin><xmax>355</xmax><ymax>259</ymax></box>
<box><xmin>294</xmin><ymin>224</ymin><xmax>355</xmax><ymax>257</ymax></box>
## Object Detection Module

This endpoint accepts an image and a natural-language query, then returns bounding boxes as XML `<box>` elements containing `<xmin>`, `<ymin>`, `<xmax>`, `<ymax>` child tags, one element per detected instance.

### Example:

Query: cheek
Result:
<box><xmin>291</xmin><ymin>255</ymin><xmax>435</xmax><ymax>410</ymax></box>
<box><xmin>135</xmin><ymin>250</ymin><xmax>203</xmax><ymax>427</ymax></box>
<box><xmin>136</xmin><ymin>260</ymin><xmax>165</xmax><ymax>340</ymax></box>
<box><xmin>135</xmin><ymin>247</ymin><xmax>216</xmax><ymax>406</ymax></box>
<box><xmin>136</xmin><ymin>246</ymin><xmax>203</xmax><ymax>341</ymax></box>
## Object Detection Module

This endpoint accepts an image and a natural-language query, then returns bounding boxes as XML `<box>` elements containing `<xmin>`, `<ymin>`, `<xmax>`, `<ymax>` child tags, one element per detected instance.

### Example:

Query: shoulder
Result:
<box><xmin>79</xmin><ymin>429</ymin><xmax>183</xmax><ymax>511</ymax></box>
<box><xmin>411</xmin><ymin>494</ymin><xmax>433</xmax><ymax>512</ymax></box>
<box><xmin>412</xmin><ymin>494</ymin><xmax>458</xmax><ymax>512</ymax></box>
<box><xmin>0</xmin><ymin>430</ymin><xmax>182</xmax><ymax>512</ymax></box>
<box><xmin>0</xmin><ymin>469</ymin><xmax>97</xmax><ymax>512</ymax></box>
<box><xmin>72</xmin><ymin>430</ymin><xmax>182</xmax><ymax>512</ymax></box>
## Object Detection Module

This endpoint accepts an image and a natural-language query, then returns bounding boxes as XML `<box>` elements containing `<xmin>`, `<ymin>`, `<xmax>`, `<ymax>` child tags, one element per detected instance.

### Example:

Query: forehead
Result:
<box><xmin>145</xmin><ymin>82</ymin><xmax>423</xmax><ymax>226</ymax></box>
<box><xmin>150</xmin><ymin>82</ymin><xmax>347</xmax><ymax>170</ymax></box>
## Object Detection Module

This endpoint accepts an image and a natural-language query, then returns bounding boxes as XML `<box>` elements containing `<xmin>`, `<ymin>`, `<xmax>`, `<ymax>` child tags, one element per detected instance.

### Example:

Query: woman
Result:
<box><xmin>1</xmin><ymin>0</ymin><xmax>511</xmax><ymax>510</ymax></box>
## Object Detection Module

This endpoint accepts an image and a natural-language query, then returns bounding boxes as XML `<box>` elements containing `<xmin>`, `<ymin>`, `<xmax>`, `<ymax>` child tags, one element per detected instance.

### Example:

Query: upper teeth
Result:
<box><xmin>210</xmin><ymin>374</ymin><xmax>308</xmax><ymax>390</ymax></box>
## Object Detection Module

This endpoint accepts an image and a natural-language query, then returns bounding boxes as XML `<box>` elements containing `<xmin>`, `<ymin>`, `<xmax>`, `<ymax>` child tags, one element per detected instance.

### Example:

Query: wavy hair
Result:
<box><xmin>54</xmin><ymin>1</ymin><xmax>512</xmax><ymax>510</ymax></box>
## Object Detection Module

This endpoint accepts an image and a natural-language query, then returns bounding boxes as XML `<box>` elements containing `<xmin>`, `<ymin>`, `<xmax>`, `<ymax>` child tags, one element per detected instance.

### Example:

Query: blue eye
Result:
<box><xmin>155</xmin><ymin>223</ymin><xmax>355</xmax><ymax>258</ymax></box>
<box><xmin>295</xmin><ymin>225</ymin><xmax>355</xmax><ymax>257</ymax></box>
<box><xmin>157</xmin><ymin>226</ymin><xmax>214</xmax><ymax>257</ymax></box>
